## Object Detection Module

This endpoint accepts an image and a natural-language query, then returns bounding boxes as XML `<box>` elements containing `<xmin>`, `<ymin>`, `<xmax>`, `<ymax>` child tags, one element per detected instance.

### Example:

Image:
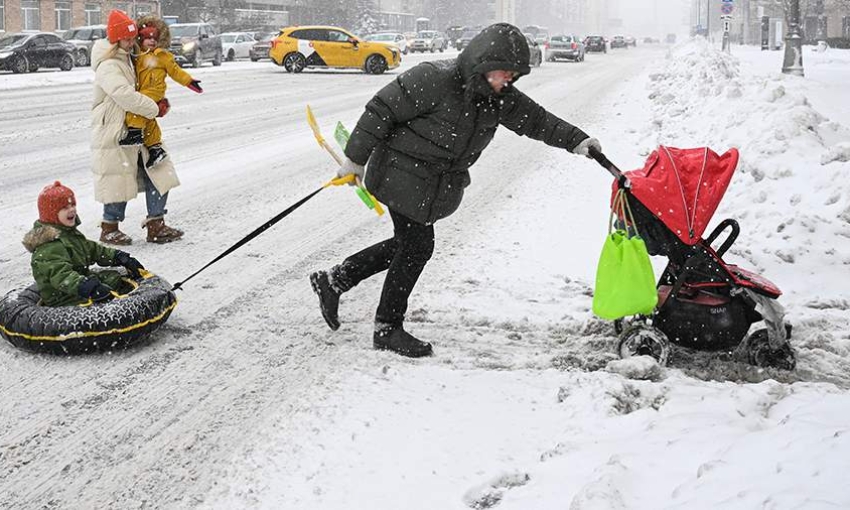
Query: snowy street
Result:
<box><xmin>2</xmin><ymin>39</ymin><xmax>850</xmax><ymax>509</ymax></box>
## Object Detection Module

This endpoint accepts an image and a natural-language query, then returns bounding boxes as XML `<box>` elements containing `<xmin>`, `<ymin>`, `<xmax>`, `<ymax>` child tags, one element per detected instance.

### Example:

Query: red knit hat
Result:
<box><xmin>139</xmin><ymin>24</ymin><xmax>159</xmax><ymax>41</ymax></box>
<box><xmin>106</xmin><ymin>10</ymin><xmax>137</xmax><ymax>43</ymax></box>
<box><xmin>38</xmin><ymin>181</ymin><xmax>76</xmax><ymax>225</ymax></box>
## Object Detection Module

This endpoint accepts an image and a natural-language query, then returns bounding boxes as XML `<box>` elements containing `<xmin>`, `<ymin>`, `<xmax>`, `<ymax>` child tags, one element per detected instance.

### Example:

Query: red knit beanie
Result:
<box><xmin>38</xmin><ymin>181</ymin><xmax>76</xmax><ymax>225</ymax></box>
<box><xmin>106</xmin><ymin>10</ymin><xmax>137</xmax><ymax>43</ymax></box>
<box><xmin>139</xmin><ymin>24</ymin><xmax>159</xmax><ymax>41</ymax></box>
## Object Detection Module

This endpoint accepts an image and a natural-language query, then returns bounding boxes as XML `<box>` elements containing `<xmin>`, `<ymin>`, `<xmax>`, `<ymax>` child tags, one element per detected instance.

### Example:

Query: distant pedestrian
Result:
<box><xmin>310</xmin><ymin>23</ymin><xmax>602</xmax><ymax>357</ymax></box>
<box><xmin>91</xmin><ymin>9</ymin><xmax>184</xmax><ymax>245</ymax></box>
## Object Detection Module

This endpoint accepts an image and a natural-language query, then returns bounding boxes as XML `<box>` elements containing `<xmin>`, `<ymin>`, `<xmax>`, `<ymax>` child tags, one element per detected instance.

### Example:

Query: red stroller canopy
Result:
<box><xmin>622</xmin><ymin>146</ymin><xmax>739</xmax><ymax>246</ymax></box>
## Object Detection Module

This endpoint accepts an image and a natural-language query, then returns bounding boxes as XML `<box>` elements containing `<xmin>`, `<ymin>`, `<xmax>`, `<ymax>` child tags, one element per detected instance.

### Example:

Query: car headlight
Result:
<box><xmin>0</xmin><ymin>52</ymin><xmax>12</xmax><ymax>59</ymax></box>
<box><xmin>182</xmin><ymin>42</ymin><xmax>196</xmax><ymax>52</ymax></box>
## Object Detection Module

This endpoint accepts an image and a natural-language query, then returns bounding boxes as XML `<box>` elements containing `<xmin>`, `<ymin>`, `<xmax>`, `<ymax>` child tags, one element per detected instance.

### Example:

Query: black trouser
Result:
<box><xmin>332</xmin><ymin>209</ymin><xmax>435</xmax><ymax>328</ymax></box>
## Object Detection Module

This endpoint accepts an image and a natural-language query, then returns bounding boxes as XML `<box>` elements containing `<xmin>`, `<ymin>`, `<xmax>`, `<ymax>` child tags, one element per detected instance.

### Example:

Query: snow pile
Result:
<box><xmin>639</xmin><ymin>40</ymin><xmax>850</xmax><ymax>305</ymax></box>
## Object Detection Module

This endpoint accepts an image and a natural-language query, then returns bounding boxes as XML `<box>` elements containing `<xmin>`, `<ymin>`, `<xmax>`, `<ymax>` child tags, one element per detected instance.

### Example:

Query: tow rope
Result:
<box><xmin>171</xmin><ymin>175</ymin><xmax>355</xmax><ymax>291</ymax></box>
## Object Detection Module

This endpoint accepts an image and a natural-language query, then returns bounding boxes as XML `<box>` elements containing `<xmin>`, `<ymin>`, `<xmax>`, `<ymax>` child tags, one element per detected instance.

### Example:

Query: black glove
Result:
<box><xmin>188</xmin><ymin>80</ymin><xmax>203</xmax><ymax>93</ymax></box>
<box><xmin>114</xmin><ymin>250</ymin><xmax>145</xmax><ymax>278</ymax></box>
<box><xmin>78</xmin><ymin>277</ymin><xmax>114</xmax><ymax>303</ymax></box>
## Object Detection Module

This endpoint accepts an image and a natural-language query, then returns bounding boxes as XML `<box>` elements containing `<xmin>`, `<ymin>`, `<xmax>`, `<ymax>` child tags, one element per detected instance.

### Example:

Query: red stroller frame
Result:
<box><xmin>590</xmin><ymin>146</ymin><xmax>795</xmax><ymax>370</ymax></box>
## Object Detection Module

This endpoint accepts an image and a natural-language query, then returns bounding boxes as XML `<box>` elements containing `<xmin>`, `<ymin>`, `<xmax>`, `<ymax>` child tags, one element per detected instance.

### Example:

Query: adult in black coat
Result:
<box><xmin>310</xmin><ymin>23</ymin><xmax>601</xmax><ymax>357</ymax></box>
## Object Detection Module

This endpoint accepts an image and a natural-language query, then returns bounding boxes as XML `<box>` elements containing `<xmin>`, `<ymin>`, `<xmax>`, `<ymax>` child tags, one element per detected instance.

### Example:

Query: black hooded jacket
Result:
<box><xmin>345</xmin><ymin>23</ymin><xmax>589</xmax><ymax>225</ymax></box>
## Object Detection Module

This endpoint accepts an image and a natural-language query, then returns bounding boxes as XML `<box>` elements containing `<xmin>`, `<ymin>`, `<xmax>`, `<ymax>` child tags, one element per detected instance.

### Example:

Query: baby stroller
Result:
<box><xmin>590</xmin><ymin>146</ymin><xmax>795</xmax><ymax>370</ymax></box>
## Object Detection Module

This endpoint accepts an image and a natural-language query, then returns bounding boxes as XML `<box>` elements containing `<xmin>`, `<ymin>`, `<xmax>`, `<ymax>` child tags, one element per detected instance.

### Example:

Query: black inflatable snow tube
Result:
<box><xmin>0</xmin><ymin>271</ymin><xmax>177</xmax><ymax>354</ymax></box>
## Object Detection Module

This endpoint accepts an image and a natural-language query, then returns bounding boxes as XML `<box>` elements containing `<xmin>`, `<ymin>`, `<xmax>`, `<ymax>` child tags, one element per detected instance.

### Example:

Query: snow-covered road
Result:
<box><xmin>0</xmin><ymin>47</ymin><xmax>661</xmax><ymax>507</ymax></box>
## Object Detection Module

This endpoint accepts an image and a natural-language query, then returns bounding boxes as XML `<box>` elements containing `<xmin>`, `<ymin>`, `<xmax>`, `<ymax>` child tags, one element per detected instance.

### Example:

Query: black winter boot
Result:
<box><xmin>119</xmin><ymin>128</ymin><xmax>143</xmax><ymax>146</ymax></box>
<box><xmin>310</xmin><ymin>270</ymin><xmax>341</xmax><ymax>331</ymax></box>
<box><xmin>373</xmin><ymin>325</ymin><xmax>432</xmax><ymax>358</ymax></box>
<box><xmin>146</xmin><ymin>144</ymin><xmax>168</xmax><ymax>168</ymax></box>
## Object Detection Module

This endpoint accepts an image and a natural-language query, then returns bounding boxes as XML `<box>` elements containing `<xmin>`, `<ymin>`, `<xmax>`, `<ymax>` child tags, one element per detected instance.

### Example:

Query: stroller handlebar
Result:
<box><xmin>588</xmin><ymin>147</ymin><xmax>630</xmax><ymax>189</ymax></box>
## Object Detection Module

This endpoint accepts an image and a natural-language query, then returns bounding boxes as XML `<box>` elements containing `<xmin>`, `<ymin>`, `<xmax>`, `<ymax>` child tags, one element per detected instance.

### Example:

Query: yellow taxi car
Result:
<box><xmin>270</xmin><ymin>26</ymin><xmax>401</xmax><ymax>74</ymax></box>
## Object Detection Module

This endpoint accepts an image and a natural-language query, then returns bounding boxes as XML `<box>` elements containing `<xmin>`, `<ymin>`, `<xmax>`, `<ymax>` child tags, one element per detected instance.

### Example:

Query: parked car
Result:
<box><xmin>249</xmin><ymin>32</ymin><xmax>276</xmax><ymax>61</ymax></box>
<box><xmin>584</xmin><ymin>35</ymin><xmax>607</xmax><ymax>53</ymax></box>
<box><xmin>269</xmin><ymin>25</ymin><xmax>401</xmax><ymax>74</ymax></box>
<box><xmin>610</xmin><ymin>35</ymin><xmax>628</xmax><ymax>49</ymax></box>
<box><xmin>625</xmin><ymin>35</ymin><xmax>637</xmax><ymax>47</ymax></box>
<box><xmin>61</xmin><ymin>24</ymin><xmax>106</xmax><ymax>66</ymax></box>
<box><xmin>409</xmin><ymin>30</ymin><xmax>446</xmax><ymax>53</ymax></box>
<box><xmin>364</xmin><ymin>32</ymin><xmax>408</xmax><ymax>55</ymax></box>
<box><xmin>643</xmin><ymin>36</ymin><xmax>660</xmax><ymax>44</ymax></box>
<box><xmin>0</xmin><ymin>32</ymin><xmax>76</xmax><ymax>73</ymax></box>
<box><xmin>220</xmin><ymin>32</ymin><xmax>255</xmax><ymax>61</ymax></box>
<box><xmin>546</xmin><ymin>34</ymin><xmax>585</xmax><ymax>62</ymax></box>
<box><xmin>523</xmin><ymin>34</ymin><xmax>543</xmax><ymax>67</ymax></box>
<box><xmin>169</xmin><ymin>22</ymin><xmax>223</xmax><ymax>68</ymax></box>
<box><xmin>455</xmin><ymin>30</ymin><xmax>479</xmax><ymax>51</ymax></box>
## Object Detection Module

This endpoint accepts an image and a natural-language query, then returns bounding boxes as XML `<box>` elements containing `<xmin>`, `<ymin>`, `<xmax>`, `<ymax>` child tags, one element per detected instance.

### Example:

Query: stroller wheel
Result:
<box><xmin>745</xmin><ymin>329</ymin><xmax>796</xmax><ymax>371</ymax></box>
<box><xmin>618</xmin><ymin>325</ymin><xmax>671</xmax><ymax>366</ymax></box>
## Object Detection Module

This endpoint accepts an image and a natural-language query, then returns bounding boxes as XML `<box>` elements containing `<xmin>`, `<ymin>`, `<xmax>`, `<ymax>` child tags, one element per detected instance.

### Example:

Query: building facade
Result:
<box><xmin>1</xmin><ymin>0</ymin><xmax>160</xmax><ymax>33</ymax></box>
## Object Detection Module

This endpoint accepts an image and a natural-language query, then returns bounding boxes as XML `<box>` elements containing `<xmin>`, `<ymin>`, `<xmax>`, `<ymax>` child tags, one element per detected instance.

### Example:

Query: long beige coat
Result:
<box><xmin>90</xmin><ymin>39</ymin><xmax>180</xmax><ymax>204</ymax></box>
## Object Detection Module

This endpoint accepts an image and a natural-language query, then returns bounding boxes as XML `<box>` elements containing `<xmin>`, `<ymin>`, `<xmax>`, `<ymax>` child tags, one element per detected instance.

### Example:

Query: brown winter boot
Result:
<box><xmin>100</xmin><ymin>221</ymin><xmax>132</xmax><ymax>245</ymax></box>
<box><xmin>143</xmin><ymin>216</ymin><xmax>183</xmax><ymax>244</ymax></box>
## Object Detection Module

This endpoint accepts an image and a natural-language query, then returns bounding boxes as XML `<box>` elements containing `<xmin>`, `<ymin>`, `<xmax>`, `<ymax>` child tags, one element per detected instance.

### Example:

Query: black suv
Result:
<box><xmin>584</xmin><ymin>35</ymin><xmax>607</xmax><ymax>53</ymax></box>
<box><xmin>169</xmin><ymin>23</ymin><xmax>223</xmax><ymax>68</ymax></box>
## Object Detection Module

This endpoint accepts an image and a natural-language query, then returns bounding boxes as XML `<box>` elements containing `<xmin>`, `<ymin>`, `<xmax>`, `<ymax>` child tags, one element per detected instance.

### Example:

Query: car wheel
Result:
<box><xmin>212</xmin><ymin>50</ymin><xmax>222</xmax><ymax>66</ymax></box>
<box><xmin>227</xmin><ymin>49</ymin><xmax>235</xmax><ymax>61</ymax></box>
<box><xmin>192</xmin><ymin>52</ymin><xmax>201</xmax><ymax>68</ymax></box>
<box><xmin>76</xmin><ymin>49</ymin><xmax>89</xmax><ymax>67</ymax></box>
<box><xmin>250</xmin><ymin>56</ymin><xmax>259</xmax><ymax>62</ymax></box>
<box><xmin>283</xmin><ymin>52</ymin><xmax>306</xmax><ymax>73</ymax></box>
<box><xmin>365</xmin><ymin>54</ymin><xmax>388</xmax><ymax>75</ymax></box>
<box><xmin>402</xmin><ymin>48</ymin><xmax>408</xmax><ymax>55</ymax></box>
<box><xmin>11</xmin><ymin>56</ymin><xmax>29</xmax><ymax>74</ymax></box>
<box><xmin>59</xmin><ymin>53</ymin><xmax>74</xmax><ymax>71</ymax></box>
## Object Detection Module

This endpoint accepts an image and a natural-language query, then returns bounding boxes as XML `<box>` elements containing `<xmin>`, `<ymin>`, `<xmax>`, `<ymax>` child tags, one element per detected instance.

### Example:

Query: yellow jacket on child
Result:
<box><xmin>135</xmin><ymin>47</ymin><xmax>194</xmax><ymax>102</ymax></box>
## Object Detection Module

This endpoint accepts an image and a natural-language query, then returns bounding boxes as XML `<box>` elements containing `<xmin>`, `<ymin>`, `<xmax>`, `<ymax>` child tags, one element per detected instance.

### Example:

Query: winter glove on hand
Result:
<box><xmin>78</xmin><ymin>277</ymin><xmax>114</xmax><ymax>303</ymax></box>
<box><xmin>336</xmin><ymin>157</ymin><xmax>365</xmax><ymax>185</ymax></box>
<box><xmin>188</xmin><ymin>80</ymin><xmax>203</xmax><ymax>93</ymax></box>
<box><xmin>572</xmin><ymin>137</ymin><xmax>602</xmax><ymax>158</ymax></box>
<box><xmin>156</xmin><ymin>98</ymin><xmax>171</xmax><ymax>118</ymax></box>
<box><xmin>114</xmin><ymin>250</ymin><xmax>145</xmax><ymax>279</ymax></box>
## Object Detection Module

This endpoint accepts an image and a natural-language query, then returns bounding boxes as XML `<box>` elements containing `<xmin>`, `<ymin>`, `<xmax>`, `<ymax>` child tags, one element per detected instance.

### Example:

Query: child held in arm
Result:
<box><xmin>22</xmin><ymin>182</ymin><xmax>146</xmax><ymax>307</ymax></box>
<box><xmin>119</xmin><ymin>15</ymin><xmax>203</xmax><ymax>168</ymax></box>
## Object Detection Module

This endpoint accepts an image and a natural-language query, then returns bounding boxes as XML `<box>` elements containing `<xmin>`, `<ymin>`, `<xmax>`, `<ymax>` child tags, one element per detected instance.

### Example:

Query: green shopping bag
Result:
<box><xmin>592</xmin><ymin>190</ymin><xmax>658</xmax><ymax>320</ymax></box>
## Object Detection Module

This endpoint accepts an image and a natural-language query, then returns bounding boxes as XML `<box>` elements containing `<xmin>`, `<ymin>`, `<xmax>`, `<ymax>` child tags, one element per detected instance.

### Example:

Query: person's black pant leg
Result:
<box><xmin>375</xmin><ymin>210</ymin><xmax>434</xmax><ymax>327</ymax></box>
<box><xmin>333</xmin><ymin>209</ymin><xmax>434</xmax><ymax>327</ymax></box>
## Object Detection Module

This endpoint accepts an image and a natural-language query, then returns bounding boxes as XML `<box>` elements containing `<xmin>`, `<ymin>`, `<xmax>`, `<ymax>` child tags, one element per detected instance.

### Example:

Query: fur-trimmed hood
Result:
<box><xmin>22</xmin><ymin>221</ymin><xmax>65</xmax><ymax>253</ymax></box>
<box><xmin>136</xmin><ymin>15</ymin><xmax>170</xmax><ymax>49</ymax></box>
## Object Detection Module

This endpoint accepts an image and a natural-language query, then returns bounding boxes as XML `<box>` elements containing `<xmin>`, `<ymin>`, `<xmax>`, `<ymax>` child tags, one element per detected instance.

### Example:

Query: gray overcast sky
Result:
<box><xmin>615</xmin><ymin>0</ymin><xmax>691</xmax><ymax>37</ymax></box>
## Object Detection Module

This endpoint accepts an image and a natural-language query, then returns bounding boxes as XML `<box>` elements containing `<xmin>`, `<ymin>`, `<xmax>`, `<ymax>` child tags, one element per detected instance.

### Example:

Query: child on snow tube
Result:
<box><xmin>22</xmin><ymin>181</ymin><xmax>146</xmax><ymax>306</ymax></box>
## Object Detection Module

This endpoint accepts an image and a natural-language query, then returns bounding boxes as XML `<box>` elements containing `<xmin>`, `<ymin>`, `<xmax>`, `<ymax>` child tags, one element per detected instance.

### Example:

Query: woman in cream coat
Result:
<box><xmin>92</xmin><ymin>9</ymin><xmax>183</xmax><ymax>245</ymax></box>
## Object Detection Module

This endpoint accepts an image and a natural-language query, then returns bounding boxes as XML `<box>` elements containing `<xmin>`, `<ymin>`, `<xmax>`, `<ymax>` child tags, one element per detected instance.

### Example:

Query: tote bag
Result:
<box><xmin>592</xmin><ymin>190</ymin><xmax>658</xmax><ymax>320</ymax></box>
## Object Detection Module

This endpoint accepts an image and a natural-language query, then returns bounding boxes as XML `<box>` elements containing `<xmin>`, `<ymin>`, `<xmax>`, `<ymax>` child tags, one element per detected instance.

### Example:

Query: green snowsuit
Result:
<box><xmin>22</xmin><ymin>220</ymin><xmax>122</xmax><ymax>306</ymax></box>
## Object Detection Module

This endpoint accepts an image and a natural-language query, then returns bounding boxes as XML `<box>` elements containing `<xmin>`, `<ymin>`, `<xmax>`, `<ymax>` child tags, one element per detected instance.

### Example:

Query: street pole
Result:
<box><xmin>816</xmin><ymin>0</ymin><xmax>827</xmax><ymax>41</ymax></box>
<box><xmin>782</xmin><ymin>0</ymin><xmax>805</xmax><ymax>76</ymax></box>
